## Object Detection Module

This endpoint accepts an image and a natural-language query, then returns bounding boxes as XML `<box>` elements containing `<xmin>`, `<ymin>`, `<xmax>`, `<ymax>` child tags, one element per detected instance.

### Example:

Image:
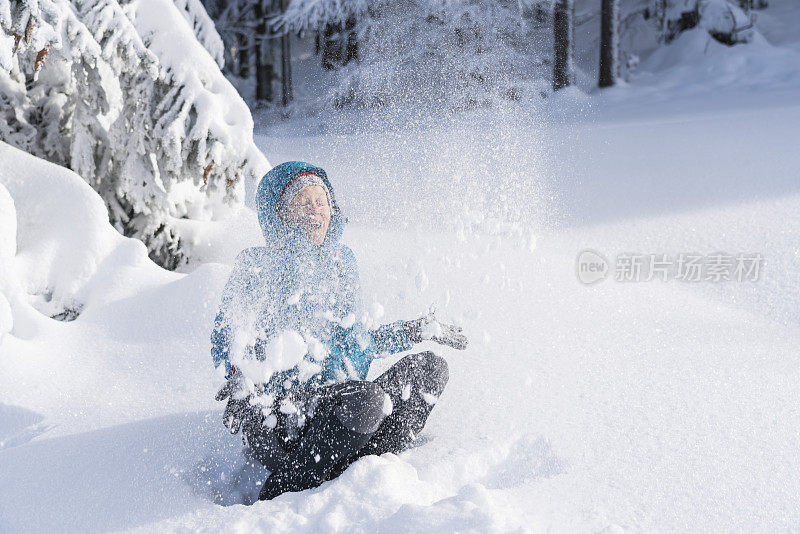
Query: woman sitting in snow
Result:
<box><xmin>211</xmin><ymin>161</ymin><xmax>467</xmax><ymax>501</ymax></box>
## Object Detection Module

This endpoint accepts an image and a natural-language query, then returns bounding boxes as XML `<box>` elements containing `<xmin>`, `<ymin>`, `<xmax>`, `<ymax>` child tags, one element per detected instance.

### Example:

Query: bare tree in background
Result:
<box><xmin>598</xmin><ymin>0</ymin><xmax>619</xmax><ymax>88</ymax></box>
<box><xmin>553</xmin><ymin>0</ymin><xmax>574</xmax><ymax>91</ymax></box>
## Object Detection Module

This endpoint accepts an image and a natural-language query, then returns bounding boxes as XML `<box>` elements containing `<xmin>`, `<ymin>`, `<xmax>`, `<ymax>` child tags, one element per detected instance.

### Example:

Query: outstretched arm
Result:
<box><xmin>371</xmin><ymin>311</ymin><xmax>468</xmax><ymax>357</ymax></box>
<box><xmin>370</xmin><ymin>320</ymin><xmax>414</xmax><ymax>357</ymax></box>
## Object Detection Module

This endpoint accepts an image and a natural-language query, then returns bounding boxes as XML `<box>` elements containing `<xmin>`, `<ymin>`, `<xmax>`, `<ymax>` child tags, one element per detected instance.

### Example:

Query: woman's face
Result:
<box><xmin>285</xmin><ymin>185</ymin><xmax>331</xmax><ymax>246</ymax></box>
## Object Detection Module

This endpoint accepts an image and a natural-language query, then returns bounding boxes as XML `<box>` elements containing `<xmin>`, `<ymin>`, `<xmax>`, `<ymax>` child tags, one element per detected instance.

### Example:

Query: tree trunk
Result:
<box><xmin>256</xmin><ymin>60</ymin><xmax>273</xmax><ymax>103</ymax></box>
<box><xmin>656</xmin><ymin>0</ymin><xmax>668</xmax><ymax>43</ymax></box>
<box><xmin>553</xmin><ymin>0</ymin><xmax>574</xmax><ymax>91</ymax></box>
<box><xmin>237</xmin><ymin>31</ymin><xmax>250</xmax><ymax>78</ymax></box>
<box><xmin>598</xmin><ymin>0</ymin><xmax>619</xmax><ymax>88</ymax></box>
<box><xmin>254</xmin><ymin>2</ymin><xmax>273</xmax><ymax>103</ymax></box>
<box><xmin>281</xmin><ymin>32</ymin><xmax>293</xmax><ymax>106</ymax></box>
<box><xmin>279</xmin><ymin>0</ymin><xmax>293</xmax><ymax>106</ymax></box>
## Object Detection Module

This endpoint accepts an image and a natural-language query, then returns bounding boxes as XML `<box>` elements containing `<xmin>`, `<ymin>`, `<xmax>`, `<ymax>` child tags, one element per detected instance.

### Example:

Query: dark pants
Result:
<box><xmin>243</xmin><ymin>351</ymin><xmax>449</xmax><ymax>499</ymax></box>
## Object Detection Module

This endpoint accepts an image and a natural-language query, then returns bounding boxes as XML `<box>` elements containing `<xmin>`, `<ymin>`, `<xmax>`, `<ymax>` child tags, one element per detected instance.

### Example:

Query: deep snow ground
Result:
<box><xmin>3</xmin><ymin>7</ymin><xmax>800</xmax><ymax>532</ymax></box>
<box><xmin>2</xmin><ymin>95</ymin><xmax>799</xmax><ymax>532</ymax></box>
<box><xmin>249</xmin><ymin>97</ymin><xmax>800</xmax><ymax>532</ymax></box>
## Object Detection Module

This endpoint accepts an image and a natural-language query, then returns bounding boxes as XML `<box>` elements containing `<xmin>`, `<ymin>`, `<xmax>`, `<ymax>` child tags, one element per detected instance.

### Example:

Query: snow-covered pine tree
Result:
<box><xmin>1</xmin><ymin>0</ymin><xmax>111</xmax><ymax>186</ymax></box>
<box><xmin>0</xmin><ymin>0</ymin><xmax>70</xmax><ymax>154</ymax></box>
<box><xmin>0</xmin><ymin>0</ymin><xmax>265</xmax><ymax>269</ymax></box>
<box><xmin>71</xmin><ymin>0</ymin><xmax>157</xmax><ymax>233</ymax></box>
<box><xmin>318</xmin><ymin>16</ymin><xmax>357</xmax><ymax>70</ymax></box>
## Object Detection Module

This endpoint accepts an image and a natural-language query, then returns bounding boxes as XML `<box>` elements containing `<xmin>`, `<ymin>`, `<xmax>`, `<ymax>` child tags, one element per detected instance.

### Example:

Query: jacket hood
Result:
<box><xmin>256</xmin><ymin>161</ymin><xmax>345</xmax><ymax>250</ymax></box>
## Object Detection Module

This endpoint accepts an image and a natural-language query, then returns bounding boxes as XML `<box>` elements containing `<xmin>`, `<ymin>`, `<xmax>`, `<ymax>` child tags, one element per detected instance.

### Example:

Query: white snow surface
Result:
<box><xmin>2</xmin><ymin>7</ymin><xmax>800</xmax><ymax>531</ymax></box>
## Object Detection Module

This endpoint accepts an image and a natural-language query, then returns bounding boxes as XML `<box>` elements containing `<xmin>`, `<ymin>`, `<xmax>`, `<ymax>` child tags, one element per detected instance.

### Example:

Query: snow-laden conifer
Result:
<box><xmin>0</xmin><ymin>0</ymin><xmax>266</xmax><ymax>269</ymax></box>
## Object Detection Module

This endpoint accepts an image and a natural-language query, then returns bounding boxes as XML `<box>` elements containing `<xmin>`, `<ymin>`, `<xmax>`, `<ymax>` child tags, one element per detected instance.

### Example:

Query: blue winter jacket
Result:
<box><xmin>210</xmin><ymin>161</ymin><xmax>412</xmax><ymax>397</ymax></box>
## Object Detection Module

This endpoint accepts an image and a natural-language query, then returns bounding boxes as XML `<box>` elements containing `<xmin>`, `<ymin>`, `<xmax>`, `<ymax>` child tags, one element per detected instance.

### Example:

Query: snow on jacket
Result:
<box><xmin>210</xmin><ymin>161</ymin><xmax>412</xmax><ymax>397</ymax></box>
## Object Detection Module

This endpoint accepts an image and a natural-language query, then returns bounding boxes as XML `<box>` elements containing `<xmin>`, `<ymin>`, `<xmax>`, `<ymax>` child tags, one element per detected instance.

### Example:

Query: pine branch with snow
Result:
<box><xmin>271</xmin><ymin>0</ymin><xmax>371</xmax><ymax>34</ymax></box>
<box><xmin>171</xmin><ymin>0</ymin><xmax>225</xmax><ymax>68</ymax></box>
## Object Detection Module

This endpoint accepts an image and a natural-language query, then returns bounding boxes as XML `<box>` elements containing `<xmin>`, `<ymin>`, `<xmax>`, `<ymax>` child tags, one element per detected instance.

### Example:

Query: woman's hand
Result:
<box><xmin>405</xmin><ymin>310</ymin><xmax>468</xmax><ymax>350</ymax></box>
<box><xmin>215</xmin><ymin>368</ymin><xmax>252</xmax><ymax>434</ymax></box>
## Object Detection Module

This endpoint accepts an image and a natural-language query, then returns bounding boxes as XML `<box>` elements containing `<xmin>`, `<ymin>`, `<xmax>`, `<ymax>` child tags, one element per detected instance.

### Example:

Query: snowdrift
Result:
<box><xmin>639</xmin><ymin>27</ymin><xmax>800</xmax><ymax>89</ymax></box>
<box><xmin>0</xmin><ymin>142</ymin><xmax>165</xmax><ymax>336</ymax></box>
<box><xmin>0</xmin><ymin>140</ymin><xmax>246</xmax><ymax>416</ymax></box>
